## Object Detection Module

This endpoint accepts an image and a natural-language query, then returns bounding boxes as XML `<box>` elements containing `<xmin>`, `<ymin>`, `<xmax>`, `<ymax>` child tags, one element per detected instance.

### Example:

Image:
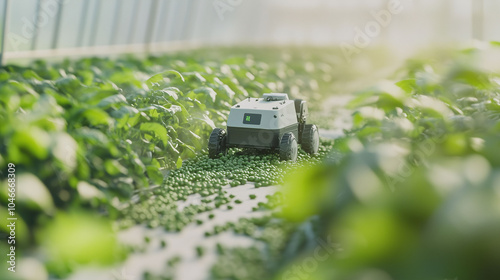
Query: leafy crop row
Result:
<box><xmin>0</xmin><ymin>49</ymin><xmax>340</xmax><ymax>277</ymax></box>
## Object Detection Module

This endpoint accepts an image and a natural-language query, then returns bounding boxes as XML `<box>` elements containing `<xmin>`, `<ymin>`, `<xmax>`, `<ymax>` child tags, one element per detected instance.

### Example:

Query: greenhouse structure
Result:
<box><xmin>1</xmin><ymin>1</ymin><xmax>500</xmax><ymax>280</ymax></box>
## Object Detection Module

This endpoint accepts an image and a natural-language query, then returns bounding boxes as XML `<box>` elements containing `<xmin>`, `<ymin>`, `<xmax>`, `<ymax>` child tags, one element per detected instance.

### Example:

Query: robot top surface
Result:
<box><xmin>231</xmin><ymin>93</ymin><xmax>291</xmax><ymax>110</ymax></box>
<box><xmin>227</xmin><ymin>93</ymin><xmax>297</xmax><ymax>129</ymax></box>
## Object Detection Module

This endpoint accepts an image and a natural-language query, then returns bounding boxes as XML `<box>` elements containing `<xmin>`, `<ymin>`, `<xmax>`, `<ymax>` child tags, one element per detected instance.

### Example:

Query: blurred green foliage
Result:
<box><xmin>279</xmin><ymin>45</ymin><xmax>500</xmax><ymax>280</ymax></box>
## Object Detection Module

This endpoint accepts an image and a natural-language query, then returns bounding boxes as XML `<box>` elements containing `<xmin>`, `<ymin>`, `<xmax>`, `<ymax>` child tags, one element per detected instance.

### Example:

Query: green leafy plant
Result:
<box><xmin>276</xmin><ymin>45</ymin><xmax>500</xmax><ymax>280</ymax></box>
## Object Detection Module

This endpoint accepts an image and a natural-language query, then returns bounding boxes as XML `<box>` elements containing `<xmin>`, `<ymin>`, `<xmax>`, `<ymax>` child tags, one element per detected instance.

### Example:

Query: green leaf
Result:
<box><xmin>0</xmin><ymin>69</ymin><xmax>10</xmax><ymax>81</ymax></box>
<box><xmin>77</xmin><ymin>181</ymin><xmax>105</xmax><ymax>201</ymax></box>
<box><xmin>146</xmin><ymin>166</ymin><xmax>164</xmax><ymax>185</ymax></box>
<box><xmin>22</xmin><ymin>69</ymin><xmax>43</xmax><ymax>80</ymax></box>
<box><xmin>178</xmin><ymin>139</ymin><xmax>196</xmax><ymax>159</ymax></box>
<box><xmin>395</xmin><ymin>79</ymin><xmax>416</xmax><ymax>94</ymax></box>
<box><xmin>194</xmin><ymin>87</ymin><xmax>217</xmax><ymax>103</ymax></box>
<box><xmin>159</xmin><ymin>87</ymin><xmax>181</xmax><ymax>100</ymax></box>
<box><xmin>4</xmin><ymin>80</ymin><xmax>39</xmax><ymax>97</ymax></box>
<box><xmin>132</xmin><ymin>156</ymin><xmax>146</xmax><ymax>174</ymax></box>
<box><xmin>81</xmin><ymin>108</ymin><xmax>113</xmax><ymax>126</ymax></box>
<box><xmin>79</xmin><ymin>88</ymin><xmax>119</xmax><ymax>105</ymax></box>
<box><xmin>176</xmin><ymin>157</ymin><xmax>183</xmax><ymax>169</ymax></box>
<box><xmin>55</xmin><ymin>75</ymin><xmax>83</xmax><ymax>95</ymax></box>
<box><xmin>51</xmin><ymin>132</ymin><xmax>78</xmax><ymax>172</ymax></box>
<box><xmin>170</xmin><ymin>101</ymin><xmax>189</xmax><ymax>123</ymax></box>
<box><xmin>109</xmin><ymin>71</ymin><xmax>141</xmax><ymax>87</ymax></box>
<box><xmin>17</xmin><ymin>173</ymin><xmax>55</xmax><ymax>214</ymax></box>
<box><xmin>104</xmin><ymin>160</ymin><xmax>128</xmax><ymax>176</ymax></box>
<box><xmin>177</xmin><ymin>128</ymin><xmax>203</xmax><ymax>150</ymax></box>
<box><xmin>167</xmin><ymin>140</ymin><xmax>180</xmax><ymax>156</ymax></box>
<box><xmin>74</xmin><ymin>127</ymin><xmax>109</xmax><ymax>145</ymax></box>
<box><xmin>140</xmin><ymin>122</ymin><xmax>169</xmax><ymax>146</ymax></box>
<box><xmin>410</xmin><ymin>95</ymin><xmax>453</xmax><ymax>118</ymax></box>
<box><xmin>44</xmin><ymin>87</ymin><xmax>71</xmax><ymax>106</ymax></box>
<box><xmin>39</xmin><ymin>212</ymin><xmax>121</xmax><ymax>266</ymax></box>
<box><xmin>110</xmin><ymin>106</ymin><xmax>139</xmax><ymax>128</ymax></box>
<box><xmin>194</xmin><ymin>114</ymin><xmax>216</xmax><ymax>130</ymax></box>
<box><xmin>75</xmin><ymin>69</ymin><xmax>95</xmax><ymax>86</ymax></box>
<box><xmin>9</xmin><ymin>127</ymin><xmax>51</xmax><ymax>162</ymax></box>
<box><xmin>490</xmin><ymin>41</ymin><xmax>500</xmax><ymax>48</ymax></box>
<box><xmin>146</xmin><ymin>70</ymin><xmax>185</xmax><ymax>90</ymax></box>
<box><xmin>97</xmin><ymin>93</ymin><xmax>127</xmax><ymax>108</ymax></box>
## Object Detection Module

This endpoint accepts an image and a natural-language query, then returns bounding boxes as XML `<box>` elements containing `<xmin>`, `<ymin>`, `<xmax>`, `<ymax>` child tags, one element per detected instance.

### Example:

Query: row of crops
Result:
<box><xmin>1</xmin><ymin>44</ymin><xmax>500</xmax><ymax>279</ymax></box>
<box><xmin>0</xmin><ymin>47</ymin><xmax>346</xmax><ymax>279</ymax></box>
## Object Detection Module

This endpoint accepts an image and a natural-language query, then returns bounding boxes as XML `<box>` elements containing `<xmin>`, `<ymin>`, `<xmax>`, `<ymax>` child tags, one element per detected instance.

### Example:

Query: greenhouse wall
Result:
<box><xmin>0</xmin><ymin>0</ymin><xmax>499</xmax><ymax>65</ymax></box>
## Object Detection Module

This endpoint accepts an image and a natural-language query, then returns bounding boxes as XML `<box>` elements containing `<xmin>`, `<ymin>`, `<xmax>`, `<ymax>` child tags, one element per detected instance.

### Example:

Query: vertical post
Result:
<box><xmin>436</xmin><ymin>0</ymin><xmax>452</xmax><ymax>44</ymax></box>
<box><xmin>89</xmin><ymin>0</ymin><xmax>102</xmax><ymax>46</ymax></box>
<box><xmin>145</xmin><ymin>0</ymin><xmax>160</xmax><ymax>51</ymax></box>
<box><xmin>181</xmin><ymin>0</ymin><xmax>194</xmax><ymax>41</ymax></box>
<box><xmin>184</xmin><ymin>0</ymin><xmax>200</xmax><ymax>42</ymax></box>
<box><xmin>472</xmin><ymin>0</ymin><xmax>484</xmax><ymax>40</ymax></box>
<box><xmin>195</xmin><ymin>0</ymin><xmax>213</xmax><ymax>44</ymax></box>
<box><xmin>128</xmin><ymin>0</ymin><xmax>140</xmax><ymax>44</ymax></box>
<box><xmin>176</xmin><ymin>0</ymin><xmax>192</xmax><ymax>41</ymax></box>
<box><xmin>110</xmin><ymin>0</ymin><xmax>123</xmax><ymax>45</ymax></box>
<box><xmin>51</xmin><ymin>0</ymin><xmax>64</xmax><ymax>49</ymax></box>
<box><xmin>0</xmin><ymin>0</ymin><xmax>9</xmax><ymax>66</ymax></box>
<box><xmin>31</xmin><ymin>0</ymin><xmax>42</xmax><ymax>50</ymax></box>
<box><xmin>152</xmin><ymin>0</ymin><xmax>165</xmax><ymax>44</ymax></box>
<box><xmin>162</xmin><ymin>0</ymin><xmax>176</xmax><ymax>42</ymax></box>
<box><xmin>77</xmin><ymin>0</ymin><xmax>90</xmax><ymax>47</ymax></box>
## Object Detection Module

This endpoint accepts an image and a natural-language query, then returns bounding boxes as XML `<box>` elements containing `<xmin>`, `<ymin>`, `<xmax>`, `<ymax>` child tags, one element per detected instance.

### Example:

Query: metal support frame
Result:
<box><xmin>31</xmin><ymin>0</ymin><xmax>42</xmax><ymax>50</ymax></box>
<box><xmin>162</xmin><ymin>0</ymin><xmax>177</xmax><ymax>42</ymax></box>
<box><xmin>77</xmin><ymin>0</ymin><xmax>90</xmax><ymax>47</ymax></box>
<box><xmin>156</xmin><ymin>0</ymin><xmax>170</xmax><ymax>43</ymax></box>
<box><xmin>184</xmin><ymin>0</ymin><xmax>200</xmax><ymax>42</ymax></box>
<box><xmin>89</xmin><ymin>0</ymin><xmax>102</xmax><ymax>46</ymax></box>
<box><xmin>110</xmin><ymin>0</ymin><xmax>123</xmax><ymax>45</ymax></box>
<box><xmin>51</xmin><ymin>0</ymin><xmax>64</xmax><ymax>49</ymax></box>
<box><xmin>472</xmin><ymin>0</ymin><xmax>484</xmax><ymax>40</ymax></box>
<box><xmin>0</xmin><ymin>0</ymin><xmax>9</xmax><ymax>66</ymax></box>
<box><xmin>128</xmin><ymin>0</ymin><xmax>140</xmax><ymax>44</ymax></box>
<box><xmin>174</xmin><ymin>0</ymin><xmax>192</xmax><ymax>41</ymax></box>
<box><xmin>192</xmin><ymin>0</ymin><xmax>211</xmax><ymax>43</ymax></box>
<box><xmin>0</xmin><ymin>0</ymin><xmax>204</xmax><ymax>65</ymax></box>
<box><xmin>145</xmin><ymin>0</ymin><xmax>160</xmax><ymax>51</ymax></box>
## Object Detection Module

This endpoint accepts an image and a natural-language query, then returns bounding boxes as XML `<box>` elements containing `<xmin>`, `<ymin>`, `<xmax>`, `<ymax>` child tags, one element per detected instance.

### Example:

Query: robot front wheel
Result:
<box><xmin>280</xmin><ymin>132</ymin><xmax>298</xmax><ymax>161</ymax></box>
<box><xmin>279</xmin><ymin>124</ymin><xmax>319</xmax><ymax>162</ymax></box>
<box><xmin>208</xmin><ymin>128</ymin><xmax>228</xmax><ymax>159</ymax></box>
